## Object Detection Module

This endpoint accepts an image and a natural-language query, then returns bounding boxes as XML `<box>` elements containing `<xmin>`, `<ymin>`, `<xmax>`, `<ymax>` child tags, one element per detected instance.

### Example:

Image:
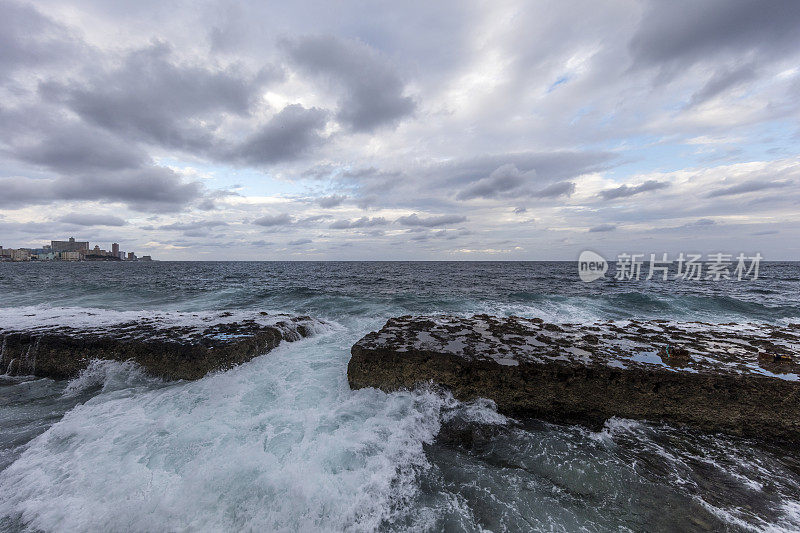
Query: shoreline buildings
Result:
<box><xmin>0</xmin><ymin>237</ymin><xmax>153</xmax><ymax>262</ymax></box>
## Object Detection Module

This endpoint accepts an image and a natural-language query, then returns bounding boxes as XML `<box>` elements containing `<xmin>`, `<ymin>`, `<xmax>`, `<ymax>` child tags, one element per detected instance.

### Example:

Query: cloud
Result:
<box><xmin>688</xmin><ymin>63</ymin><xmax>757</xmax><ymax>106</ymax></box>
<box><xmin>706</xmin><ymin>179</ymin><xmax>792</xmax><ymax>197</ymax></box>
<box><xmin>158</xmin><ymin>220</ymin><xmax>229</xmax><ymax>231</ymax></box>
<box><xmin>58</xmin><ymin>214</ymin><xmax>127</xmax><ymax>227</ymax></box>
<box><xmin>456</xmin><ymin>164</ymin><xmax>527</xmax><ymax>200</ymax></box>
<box><xmin>329</xmin><ymin>216</ymin><xmax>388</xmax><ymax>229</ymax></box>
<box><xmin>629</xmin><ymin>0</ymin><xmax>800</xmax><ymax>74</ymax></box>
<box><xmin>437</xmin><ymin>152</ymin><xmax>616</xmax><ymax>187</ymax></box>
<box><xmin>456</xmin><ymin>163</ymin><xmax>577</xmax><ymax>200</ymax></box>
<box><xmin>687</xmin><ymin>218</ymin><xmax>715</xmax><ymax>226</ymax></box>
<box><xmin>396</xmin><ymin>213</ymin><xmax>467</xmax><ymax>227</ymax></box>
<box><xmin>599</xmin><ymin>180</ymin><xmax>669</xmax><ymax>200</ymax></box>
<box><xmin>283</xmin><ymin>35</ymin><xmax>415</xmax><ymax>132</ymax></box>
<box><xmin>0</xmin><ymin>167</ymin><xmax>203</xmax><ymax>212</ymax></box>
<box><xmin>287</xmin><ymin>238</ymin><xmax>312</xmax><ymax>246</ymax></box>
<box><xmin>0</xmin><ymin>1</ymin><xmax>82</xmax><ymax>79</ymax></box>
<box><xmin>63</xmin><ymin>168</ymin><xmax>204</xmax><ymax>212</ymax></box>
<box><xmin>230</xmin><ymin>104</ymin><xmax>329</xmax><ymax>164</ymax></box>
<box><xmin>589</xmin><ymin>224</ymin><xmax>616</xmax><ymax>232</ymax></box>
<box><xmin>317</xmin><ymin>194</ymin><xmax>347</xmax><ymax>208</ymax></box>
<box><xmin>534</xmin><ymin>181</ymin><xmax>575</xmax><ymax>198</ymax></box>
<box><xmin>1</xmin><ymin>1</ymin><xmax>799</xmax><ymax>258</ymax></box>
<box><xmin>0</xmin><ymin>107</ymin><xmax>148</xmax><ymax>174</ymax></box>
<box><xmin>41</xmin><ymin>40</ymin><xmax>277</xmax><ymax>151</ymax></box>
<box><xmin>253</xmin><ymin>213</ymin><xmax>294</xmax><ymax>227</ymax></box>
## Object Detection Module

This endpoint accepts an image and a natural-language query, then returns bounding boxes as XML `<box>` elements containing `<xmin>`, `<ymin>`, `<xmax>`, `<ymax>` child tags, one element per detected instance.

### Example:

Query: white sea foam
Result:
<box><xmin>0</xmin><ymin>326</ymin><xmax>446</xmax><ymax>532</ymax></box>
<box><xmin>588</xmin><ymin>417</ymin><xmax>644</xmax><ymax>444</ymax></box>
<box><xmin>0</xmin><ymin>305</ymin><xmax>334</xmax><ymax>335</ymax></box>
<box><xmin>441</xmin><ymin>398</ymin><xmax>509</xmax><ymax>426</ymax></box>
<box><xmin>62</xmin><ymin>359</ymin><xmax>158</xmax><ymax>397</ymax></box>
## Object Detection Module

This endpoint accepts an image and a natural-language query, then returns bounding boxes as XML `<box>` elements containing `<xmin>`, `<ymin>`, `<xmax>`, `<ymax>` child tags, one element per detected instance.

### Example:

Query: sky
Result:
<box><xmin>1</xmin><ymin>0</ymin><xmax>799</xmax><ymax>260</ymax></box>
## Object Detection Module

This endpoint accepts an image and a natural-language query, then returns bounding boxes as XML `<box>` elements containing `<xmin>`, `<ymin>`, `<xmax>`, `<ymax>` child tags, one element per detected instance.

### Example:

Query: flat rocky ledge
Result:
<box><xmin>348</xmin><ymin>315</ymin><xmax>800</xmax><ymax>441</ymax></box>
<box><xmin>1</xmin><ymin>310</ymin><xmax>326</xmax><ymax>380</ymax></box>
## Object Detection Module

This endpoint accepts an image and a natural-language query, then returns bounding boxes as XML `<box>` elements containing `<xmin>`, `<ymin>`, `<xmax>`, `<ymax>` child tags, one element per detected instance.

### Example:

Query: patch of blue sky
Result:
<box><xmin>547</xmin><ymin>74</ymin><xmax>570</xmax><ymax>93</ymax></box>
<box><xmin>155</xmin><ymin>157</ymin><xmax>311</xmax><ymax>197</ymax></box>
<box><xmin>581</xmin><ymin>119</ymin><xmax>796</xmax><ymax>182</ymax></box>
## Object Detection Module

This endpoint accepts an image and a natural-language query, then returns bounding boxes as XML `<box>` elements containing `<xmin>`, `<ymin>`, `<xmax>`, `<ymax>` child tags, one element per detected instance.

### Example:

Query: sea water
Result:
<box><xmin>1</xmin><ymin>261</ymin><xmax>799</xmax><ymax>532</ymax></box>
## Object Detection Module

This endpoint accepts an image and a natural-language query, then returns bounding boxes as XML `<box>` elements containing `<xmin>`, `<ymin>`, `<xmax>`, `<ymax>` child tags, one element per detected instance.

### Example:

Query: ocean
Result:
<box><xmin>1</xmin><ymin>261</ymin><xmax>799</xmax><ymax>532</ymax></box>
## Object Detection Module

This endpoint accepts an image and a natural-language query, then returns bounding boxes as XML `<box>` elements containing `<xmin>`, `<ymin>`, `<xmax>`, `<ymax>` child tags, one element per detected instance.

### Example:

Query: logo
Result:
<box><xmin>578</xmin><ymin>250</ymin><xmax>608</xmax><ymax>282</ymax></box>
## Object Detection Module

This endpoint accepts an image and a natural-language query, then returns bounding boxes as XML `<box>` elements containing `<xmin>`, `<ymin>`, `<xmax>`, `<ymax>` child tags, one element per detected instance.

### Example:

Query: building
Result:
<box><xmin>59</xmin><ymin>251</ymin><xmax>82</xmax><ymax>261</ymax></box>
<box><xmin>51</xmin><ymin>237</ymin><xmax>89</xmax><ymax>253</ymax></box>
<box><xmin>0</xmin><ymin>239</ymin><xmax>150</xmax><ymax>262</ymax></box>
<box><xmin>11</xmin><ymin>249</ymin><xmax>31</xmax><ymax>261</ymax></box>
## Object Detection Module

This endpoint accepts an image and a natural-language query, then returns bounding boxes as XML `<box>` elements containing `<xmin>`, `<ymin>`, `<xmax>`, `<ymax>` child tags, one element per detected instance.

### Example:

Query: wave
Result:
<box><xmin>62</xmin><ymin>359</ymin><xmax>160</xmax><ymax>397</ymax></box>
<box><xmin>0</xmin><ymin>331</ymin><xmax>444</xmax><ymax>531</ymax></box>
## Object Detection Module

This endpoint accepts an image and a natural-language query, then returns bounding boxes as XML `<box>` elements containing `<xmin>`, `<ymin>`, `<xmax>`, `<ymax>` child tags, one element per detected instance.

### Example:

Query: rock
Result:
<box><xmin>0</xmin><ymin>312</ymin><xmax>325</xmax><ymax>380</ymax></box>
<box><xmin>348</xmin><ymin>315</ymin><xmax>800</xmax><ymax>441</ymax></box>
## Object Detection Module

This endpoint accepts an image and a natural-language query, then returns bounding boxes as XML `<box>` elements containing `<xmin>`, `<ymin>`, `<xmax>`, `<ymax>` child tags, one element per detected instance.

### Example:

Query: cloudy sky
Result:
<box><xmin>1</xmin><ymin>0</ymin><xmax>799</xmax><ymax>260</ymax></box>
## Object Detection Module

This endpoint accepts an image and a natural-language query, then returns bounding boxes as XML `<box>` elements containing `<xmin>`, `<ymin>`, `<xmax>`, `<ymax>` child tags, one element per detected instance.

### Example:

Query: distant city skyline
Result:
<box><xmin>1</xmin><ymin>1</ymin><xmax>799</xmax><ymax>259</ymax></box>
<box><xmin>0</xmin><ymin>236</ymin><xmax>150</xmax><ymax>261</ymax></box>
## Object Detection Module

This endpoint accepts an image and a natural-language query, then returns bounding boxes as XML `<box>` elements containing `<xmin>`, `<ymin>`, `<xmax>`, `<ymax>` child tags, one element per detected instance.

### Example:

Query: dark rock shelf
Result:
<box><xmin>1</xmin><ymin>311</ymin><xmax>325</xmax><ymax>380</ymax></box>
<box><xmin>348</xmin><ymin>315</ymin><xmax>800</xmax><ymax>441</ymax></box>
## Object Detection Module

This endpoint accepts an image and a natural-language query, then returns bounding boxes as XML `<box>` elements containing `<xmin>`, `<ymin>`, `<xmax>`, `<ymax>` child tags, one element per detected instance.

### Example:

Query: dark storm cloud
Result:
<box><xmin>0</xmin><ymin>102</ymin><xmax>204</xmax><ymax>213</ymax></box>
<box><xmin>0</xmin><ymin>167</ymin><xmax>203</xmax><ymax>212</ymax></box>
<box><xmin>630</xmin><ymin>0</ymin><xmax>800</xmax><ymax>72</ymax></box>
<box><xmin>283</xmin><ymin>35</ymin><xmax>415</xmax><ymax>132</ymax></box>
<box><xmin>61</xmin><ymin>168</ymin><xmax>204</xmax><ymax>212</ymax></box>
<box><xmin>328</xmin><ymin>216</ymin><xmax>388</xmax><ymax>229</ymax></box>
<box><xmin>396</xmin><ymin>214</ymin><xmax>467</xmax><ymax>227</ymax></box>
<box><xmin>253</xmin><ymin>213</ymin><xmax>294</xmax><ymax>227</ymax></box>
<box><xmin>599</xmin><ymin>180</ymin><xmax>669</xmax><ymax>200</ymax></box>
<box><xmin>0</xmin><ymin>105</ymin><xmax>148</xmax><ymax>173</ymax></box>
<box><xmin>0</xmin><ymin>1</ymin><xmax>82</xmax><ymax>78</ymax></box>
<box><xmin>589</xmin><ymin>224</ymin><xmax>616</xmax><ymax>233</ymax></box>
<box><xmin>0</xmin><ymin>220</ymin><xmax>62</xmax><ymax>235</ymax></box>
<box><xmin>706</xmin><ymin>179</ymin><xmax>792</xmax><ymax>198</ymax></box>
<box><xmin>9</xmin><ymin>121</ymin><xmax>148</xmax><ymax>173</ymax></box>
<box><xmin>317</xmin><ymin>194</ymin><xmax>347</xmax><ymax>208</ymax></box>
<box><xmin>41</xmin><ymin>40</ymin><xmax>278</xmax><ymax>151</ymax></box>
<box><xmin>231</xmin><ymin>104</ymin><xmax>329</xmax><ymax>165</ymax></box>
<box><xmin>58</xmin><ymin>213</ymin><xmax>127</xmax><ymax>226</ymax></box>
<box><xmin>0</xmin><ymin>177</ymin><xmax>57</xmax><ymax>204</ymax></box>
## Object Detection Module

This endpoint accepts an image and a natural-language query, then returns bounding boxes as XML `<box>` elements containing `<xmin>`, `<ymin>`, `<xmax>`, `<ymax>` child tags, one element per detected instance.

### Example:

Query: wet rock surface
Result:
<box><xmin>348</xmin><ymin>315</ymin><xmax>800</xmax><ymax>441</ymax></box>
<box><xmin>1</xmin><ymin>312</ymin><xmax>325</xmax><ymax>380</ymax></box>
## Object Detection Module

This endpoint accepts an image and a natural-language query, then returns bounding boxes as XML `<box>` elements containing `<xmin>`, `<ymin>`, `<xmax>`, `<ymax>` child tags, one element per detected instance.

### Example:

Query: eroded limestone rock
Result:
<box><xmin>349</xmin><ymin>315</ymin><xmax>800</xmax><ymax>441</ymax></box>
<box><xmin>1</xmin><ymin>311</ymin><xmax>326</xmax><ymax>380</ymax></box>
